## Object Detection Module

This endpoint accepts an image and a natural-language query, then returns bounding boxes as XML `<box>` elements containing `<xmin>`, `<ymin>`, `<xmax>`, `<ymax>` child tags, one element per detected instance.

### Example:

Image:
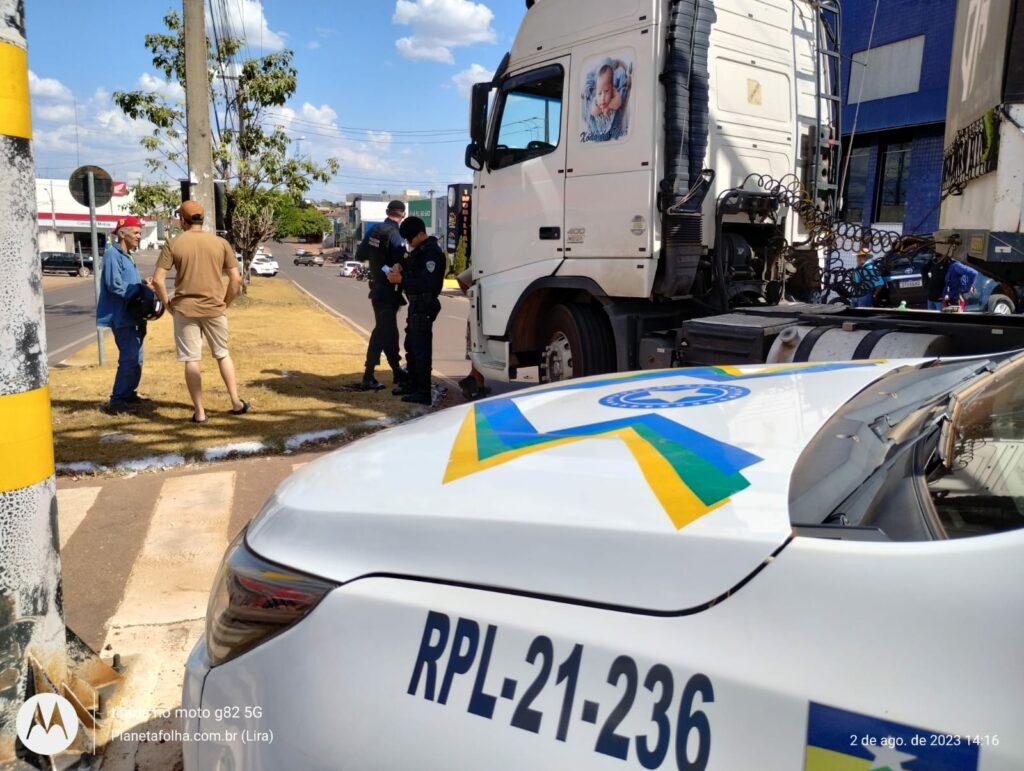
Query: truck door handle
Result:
<box><xmin>539</xmin><ymin>227</ymin><xmax>561</xmax><ymax>240</ymax></box>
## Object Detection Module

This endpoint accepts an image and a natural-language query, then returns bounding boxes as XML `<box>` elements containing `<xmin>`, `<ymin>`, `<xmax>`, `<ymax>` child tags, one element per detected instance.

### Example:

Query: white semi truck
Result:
<box><xmin>463</xmin><ymin>0</ymin><xmax>843</xmax><ymax>382</ymax></box>
<box><xmin>461</xmin><ymin>0</ymin><xmax>1024</xmax><ymax>382</ymax></box>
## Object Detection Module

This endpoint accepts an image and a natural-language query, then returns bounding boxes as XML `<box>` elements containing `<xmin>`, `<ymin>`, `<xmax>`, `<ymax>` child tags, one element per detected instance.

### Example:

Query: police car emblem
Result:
<box><xmin>426</xmin><ymin>260</ymin><xmax>436</xmax><ymax>272</ymax></box>
<box><xmin>600</xmin><ymin>383</ymin><xmax>751</xmax><ymax>409</ymax></box>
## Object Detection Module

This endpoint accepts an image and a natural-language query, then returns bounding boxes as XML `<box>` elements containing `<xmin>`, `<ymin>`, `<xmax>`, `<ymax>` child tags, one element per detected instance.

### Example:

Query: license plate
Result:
<box><xmin>900</xmin><ymin>279</ymin><xmax>923</xmax><ymax>288</ymax></box>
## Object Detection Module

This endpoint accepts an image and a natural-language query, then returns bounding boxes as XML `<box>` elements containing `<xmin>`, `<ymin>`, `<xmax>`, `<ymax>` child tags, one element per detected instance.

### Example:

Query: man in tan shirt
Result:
<box><xmin>153</xmin><ymin>200</ymin><xmax>249</xmax><ymax>423</ymax></box>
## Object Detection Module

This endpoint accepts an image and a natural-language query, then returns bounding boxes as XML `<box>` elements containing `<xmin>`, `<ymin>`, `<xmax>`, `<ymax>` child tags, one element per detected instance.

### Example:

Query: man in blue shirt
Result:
<box><xmin>851</xmin><ymin>246</ymin><xmax>885</xmax><ymax>307</ymax></box>
<box><xmin>96</xmin><ymin>216</ymin><xmax>153</xmax><ymax>414</ymax></box>
<box><xmin>940</xmin><ymin>254</ymin><xmax>979</xmax><ymax>308</ymax></box>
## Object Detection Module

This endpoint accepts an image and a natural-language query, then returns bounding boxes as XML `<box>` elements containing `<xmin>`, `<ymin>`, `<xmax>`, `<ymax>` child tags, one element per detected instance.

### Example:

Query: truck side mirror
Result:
<box><xmin>469</xmin><ymin>82</ymin><xmax>491</xmax><ymax>147</ymax></box>
<box><xmin>465</xmin><ymin>142</ymin><xmax>484</xmax><ymax>171</ymax></box>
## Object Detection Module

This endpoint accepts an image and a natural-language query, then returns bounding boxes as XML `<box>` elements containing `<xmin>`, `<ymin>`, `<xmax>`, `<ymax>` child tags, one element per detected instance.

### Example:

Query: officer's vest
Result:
<box><xmin>356</xmin><ymin>220</ymin><xmax>399</xmax><ymax>286</ymax></box>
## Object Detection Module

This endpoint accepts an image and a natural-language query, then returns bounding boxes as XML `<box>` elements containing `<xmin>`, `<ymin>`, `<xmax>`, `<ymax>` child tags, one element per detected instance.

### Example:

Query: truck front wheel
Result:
<box><xmin>539</xmin><ymin>303</ymin><xmax>615</xmax><ymax>383</ymax></box>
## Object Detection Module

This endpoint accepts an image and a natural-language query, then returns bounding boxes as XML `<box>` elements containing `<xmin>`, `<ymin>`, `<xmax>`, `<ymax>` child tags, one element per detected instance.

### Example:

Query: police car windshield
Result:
<box><xmin>789</xmin><ymin>357</ymin><xmax>999</xmax><ymax>539</ymax></box>
<box><xmin>926</xmin><ymin>356</ymin><xmax>1024</xmax><ymax>538</ymax></box>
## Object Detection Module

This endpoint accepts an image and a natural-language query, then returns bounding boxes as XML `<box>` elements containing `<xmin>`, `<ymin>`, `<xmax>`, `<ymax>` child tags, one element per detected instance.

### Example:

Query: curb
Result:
<box><xmin>53</xmin><ymin>413</ymin><xmax>427</xmax><ymax>478</ymax></box>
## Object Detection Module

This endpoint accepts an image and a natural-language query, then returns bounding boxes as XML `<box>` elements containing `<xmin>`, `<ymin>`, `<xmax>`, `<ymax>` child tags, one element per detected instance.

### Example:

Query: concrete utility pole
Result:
<box><xmin>184</xmin><ymin>0</ymin><xmax>215</xmax><ymax>231</ymax></box>
<box><xmin>0</xmin><ymin>0</ymin><xmax>67</xmax><ymax>759</ymax></box>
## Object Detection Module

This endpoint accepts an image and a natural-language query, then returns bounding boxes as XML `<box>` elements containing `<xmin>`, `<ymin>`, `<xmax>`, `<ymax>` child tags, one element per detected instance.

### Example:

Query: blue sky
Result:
<box><xmin>26</xmin><ymin>0</ymin><xmax>527</xmax><ymax>200</ymax></box>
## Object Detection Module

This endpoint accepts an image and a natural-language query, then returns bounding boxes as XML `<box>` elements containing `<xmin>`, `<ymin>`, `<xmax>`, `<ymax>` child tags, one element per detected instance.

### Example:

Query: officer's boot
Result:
<box><xmin>391</xmin><ymin>367</ymin><xmax>413</xmax><ymax>395</ymax></box>
<box><xmin>359</xmin><ymin>368</ymin><xmax>385</xmax><ymax>391</ymax></box>
<box><xmin>401</xmin><ymin>384</ymin><xmax>432</xmax><ymax>406</ymax></box>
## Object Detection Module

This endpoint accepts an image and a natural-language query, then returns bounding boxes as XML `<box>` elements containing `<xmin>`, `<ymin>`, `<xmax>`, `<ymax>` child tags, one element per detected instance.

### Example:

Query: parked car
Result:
<box><xmin>294</xmin><ymin>250</ymin><xmax>324</xmax><ymax>267</ymax></box>
<box><xmin>340</xmin><ymin>261</ymin><xmax>363</xmax><ymax>277</ymax></box>
<box><xmin>871</xmin><ymin>246</ymin><xmax>1018</xmax><ymax>314</ymax></box>
<box><xmin>40</xmin><ymin>251</ymin><xmax>93</xmax><ymax>277</ymax></box>
<box><xmin>250</xmin><ymin>254</ymin><xmax>279</xmax><ymax>277</ymax></box>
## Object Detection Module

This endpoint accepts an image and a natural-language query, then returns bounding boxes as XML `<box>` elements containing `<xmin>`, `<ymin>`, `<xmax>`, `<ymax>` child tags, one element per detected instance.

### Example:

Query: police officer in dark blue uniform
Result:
<box><xmin>357</xmin><ymin>200</ymin><xmax>408</xmax><ymax>390</ymax></box>
<box><xmin>392</xmin><ymin>216</ymin><xmax>445</xmax><ymax>405</ymax></box>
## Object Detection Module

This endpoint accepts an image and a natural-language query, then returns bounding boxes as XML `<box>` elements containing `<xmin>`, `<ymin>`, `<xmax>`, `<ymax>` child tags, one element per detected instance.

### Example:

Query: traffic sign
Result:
<box><xmin>69</xmin><ymin>165</ymin><xmax>112</xmax><ymax>208</ymax></box>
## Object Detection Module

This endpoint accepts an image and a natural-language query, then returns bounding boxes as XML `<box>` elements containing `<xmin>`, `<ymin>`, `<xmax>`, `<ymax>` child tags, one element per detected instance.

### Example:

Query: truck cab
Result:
<box><xmin>464</xmin><ymin>0</ymin><xmax>838</xmax><ymax>382</ymax></box>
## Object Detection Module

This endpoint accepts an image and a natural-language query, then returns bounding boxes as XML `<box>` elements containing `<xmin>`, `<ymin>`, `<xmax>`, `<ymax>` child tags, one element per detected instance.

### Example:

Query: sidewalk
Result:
<box><xmin>57</xmin><ymin>447</ymin><xmax>332</xmax><ymax>769</ymax></box>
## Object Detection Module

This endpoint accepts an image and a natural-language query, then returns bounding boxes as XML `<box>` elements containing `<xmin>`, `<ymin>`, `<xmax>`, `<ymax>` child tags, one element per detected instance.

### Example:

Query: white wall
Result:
<box><xmin>35</xmin><ymin>179</ymin><xmax>159</xmax><ymax>250</ymax></box>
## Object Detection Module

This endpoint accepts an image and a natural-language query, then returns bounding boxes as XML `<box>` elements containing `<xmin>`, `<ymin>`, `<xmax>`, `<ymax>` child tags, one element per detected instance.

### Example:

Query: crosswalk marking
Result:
<box><xmin>101</xmin><ymin>471</ymin><xmax>236</xmax><ymax>768</ymax></box>
<box><xmin>108</xmin><ymin>471</ymin><xmax>235</xmax><ymax>628</ymax></box>
<box><xmin>56</xmin><ymin>486</ymin><xmax>101</xmax><ymax>549</ymax></box>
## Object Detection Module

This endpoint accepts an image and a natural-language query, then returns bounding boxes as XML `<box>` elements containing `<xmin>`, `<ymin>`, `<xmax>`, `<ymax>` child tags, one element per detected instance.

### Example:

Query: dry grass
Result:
<box><xmin>50</xmin><ymin>280</ymin><xmax>418</xmax><ymax>468</ymax></box>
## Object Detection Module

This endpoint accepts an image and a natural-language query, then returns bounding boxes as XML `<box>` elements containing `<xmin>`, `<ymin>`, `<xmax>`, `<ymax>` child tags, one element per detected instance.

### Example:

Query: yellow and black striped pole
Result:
<box><xmin>0</xmin><ymin>1</ymin><xmax>67</xmax><ymax>760</ymax></box>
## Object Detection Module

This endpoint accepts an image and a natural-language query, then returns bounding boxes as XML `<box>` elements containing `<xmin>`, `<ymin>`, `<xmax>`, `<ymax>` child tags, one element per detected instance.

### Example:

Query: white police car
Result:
<box><xmin>183</xmin><ymin>355</ymin><xmax>1024</xmax><ymax>769</ymax></box>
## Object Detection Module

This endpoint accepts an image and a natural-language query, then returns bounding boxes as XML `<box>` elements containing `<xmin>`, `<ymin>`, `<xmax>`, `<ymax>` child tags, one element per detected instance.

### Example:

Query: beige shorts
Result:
<box><xmin>174</xmin><ymin>312</ymin><xmax>230</xmax><ymax>362</ymax></box>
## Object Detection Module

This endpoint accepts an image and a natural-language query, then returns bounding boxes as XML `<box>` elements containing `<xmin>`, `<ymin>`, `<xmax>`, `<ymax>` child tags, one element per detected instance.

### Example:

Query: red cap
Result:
<box><xmin>113</xmin><ymin>215</ymin><xmax>144</xmax><ymax>233</ymax></box>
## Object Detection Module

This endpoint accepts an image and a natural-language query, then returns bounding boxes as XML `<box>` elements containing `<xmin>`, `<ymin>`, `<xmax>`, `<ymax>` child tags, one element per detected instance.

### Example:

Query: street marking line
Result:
<box><xmin>0</xmin><ymin>386</ymin><xmax>54</xmax><ymax>492</ymax></box>
<box><xmin>290</xmin><ymin>279</ymin><xmax>371</xmax><ymax>337</ymax></box>
<box><xmin>107</xmin><ymin>471</ymin><xmax>235</xmax><ymax>628</ymax></box>
<box><xmin>50</xmin><ymin>330</ymin><xmax>104</xmax><ymax>362</ymax></box>
<box><xmin>0</xmin><ymin>42</ymin><xmax>31</xmax><ymax>139</ymax></box>
<box><xmin>291</xmin><ymin>279</ymin><xmax>459</xmax><ymax>390</ymax></box>
<box><xmin>100</xmin><ymin>471</ymin><xmax>235</xmax><ymax>759</ymax></box>
<box><xmin>56</xmin><ymin>486</ymin><xmax>102</xmax><ymax>550</ymax></box>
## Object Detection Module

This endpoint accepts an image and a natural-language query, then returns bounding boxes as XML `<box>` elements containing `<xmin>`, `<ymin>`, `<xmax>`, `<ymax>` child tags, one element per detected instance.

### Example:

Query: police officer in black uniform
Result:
<box><xmin>357</xmin><ymin>200</ymin><xmax>408</xmax><ymax>390</ymax></box>
<box><xmin>392</xmin><ymin>216</ymin><xmax>445</xmax><ymax>405</ymax></box>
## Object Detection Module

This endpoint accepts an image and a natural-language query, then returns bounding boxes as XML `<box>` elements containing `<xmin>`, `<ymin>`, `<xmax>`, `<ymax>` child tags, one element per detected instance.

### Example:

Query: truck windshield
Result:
<box><xmin>926</xmin><ymin>357</ymin><xmax>1024</xmax><ymax>537</ymax></box>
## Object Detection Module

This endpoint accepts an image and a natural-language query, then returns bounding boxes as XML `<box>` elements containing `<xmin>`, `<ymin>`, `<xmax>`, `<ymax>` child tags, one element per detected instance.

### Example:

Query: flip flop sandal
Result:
<box><xmin>191</xmin><ymin>414</ymin><xmax>208</xmax><ymax>423</ymax></box>
<box><xmin>230</xmin><ymin>400</ymin><xmax>251</xmax><ymax>415</ymax></box>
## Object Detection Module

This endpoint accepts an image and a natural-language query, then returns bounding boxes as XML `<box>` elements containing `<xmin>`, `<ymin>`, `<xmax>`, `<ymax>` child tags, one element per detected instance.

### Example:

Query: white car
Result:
<box><xmin>249</xmin><ymin>253</ymin><xmax>279</xmax><ymax>277</ymax></box>
<box><xmin>183</xmin><ymin>355</ymin><xmax>1024</xmax><ymax>769</ymax></box>
<box><xmin>340</xmin><ymin>260</ymin><xmax>363</xmax><ymax>277</ymax></box>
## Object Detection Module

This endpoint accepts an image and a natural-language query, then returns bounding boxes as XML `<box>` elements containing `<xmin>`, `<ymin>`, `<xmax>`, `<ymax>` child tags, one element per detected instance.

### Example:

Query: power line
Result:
<box><xmin>262</xmin><ymin>110</ymin><xmax>466</xmax><ymax>136</ymax></box>
<box><xmin>264</xmin><ymin>122</ymin><xmax>469</xmax><ymax>145</ymax></box>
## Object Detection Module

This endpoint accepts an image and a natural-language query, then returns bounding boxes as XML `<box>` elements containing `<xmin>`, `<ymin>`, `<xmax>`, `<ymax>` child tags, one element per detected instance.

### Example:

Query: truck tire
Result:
<box><xmin>77</xmin><ymin>266</ymin><xmax>91</xmax><ymax>277</ymax></box>
<box><xmin>539</xmin><ymin>303</ymin><xmax>615</xmax><ymax>383</ymax></box>
<box><xmin>987</xmin><ymin>294</ymin><xmax>1015</xmax><ymax>315</ymax></box>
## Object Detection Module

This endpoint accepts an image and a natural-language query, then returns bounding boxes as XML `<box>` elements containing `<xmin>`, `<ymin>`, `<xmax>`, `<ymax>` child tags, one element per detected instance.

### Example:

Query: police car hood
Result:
<box><xmin>248</xmin><ymin>361</ymin><xmax>919</xmax><ymax>610</ymax></box>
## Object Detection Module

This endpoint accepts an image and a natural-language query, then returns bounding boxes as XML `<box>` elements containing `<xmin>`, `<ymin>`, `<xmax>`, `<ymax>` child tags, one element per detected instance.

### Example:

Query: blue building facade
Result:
<box><xmin>839</xmin><ymin>0</ymin><xmax>956</xmax><ymax>236</ymax></box>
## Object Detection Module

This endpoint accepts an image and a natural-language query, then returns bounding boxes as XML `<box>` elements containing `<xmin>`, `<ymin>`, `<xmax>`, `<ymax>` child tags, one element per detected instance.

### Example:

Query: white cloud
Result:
<box><xmin>34</xmin><ymin>103</ymin><xmax>75</xmax><ymax>122</ymax></box>
<box><xmin>138</xmin><ymin>72</ymin><xmax>185</xmax><ymax>101</ymax></box>
<box><xmin>393</xmin><ymin>0</ymin><xmax>496</xmax><ymax>64</ymax></box>
<box><xmin>29</xmin><ymin>71</ymin><xmax>73</xmax><ymax>101</ymax></box>
<box><xmin>452</xmin><ymin>63</ymin><xmax>494</xmax><ymax>97</ymax></box>
<box><xmin>210</xmin><ymin>0</ymin><xmax>286</xmax><ymax>51</ymax></box>
<box><xmin>307</xmin><ymin>40</ymin><xmax>321</xmax><ymax>50</ymax></box>
<box><xmin>366</xmin><ymin>131</ymin><xmax>393</xmax><ymax>147</ymax></box>
<box><xmin>300</xmin><ymin>103</ymin><xmax>338</xmax><ymax>126</ymax></box>
<box><xmin>395</xmin><ymin>39</ymin><xmax>455</xmax><ymax>64</ymax></box>
<box><xmin>315</xmin><ymin>27</ymin><xmax>335</xmax><ymax>38</ymax></box>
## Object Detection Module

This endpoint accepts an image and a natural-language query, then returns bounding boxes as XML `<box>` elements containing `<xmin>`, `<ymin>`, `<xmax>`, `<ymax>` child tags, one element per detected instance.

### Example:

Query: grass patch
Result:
<box><xmin>50</xmin><ymin>280</ymin><xmax>417</xmax><ymax>469</ymax></box>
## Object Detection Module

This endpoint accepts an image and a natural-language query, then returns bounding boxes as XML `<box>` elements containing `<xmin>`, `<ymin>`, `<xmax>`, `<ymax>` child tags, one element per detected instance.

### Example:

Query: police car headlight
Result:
<box><xmin>206</xmin><ymin>530</ymin><xmax>338</xmax><ymax>667</ymax></box>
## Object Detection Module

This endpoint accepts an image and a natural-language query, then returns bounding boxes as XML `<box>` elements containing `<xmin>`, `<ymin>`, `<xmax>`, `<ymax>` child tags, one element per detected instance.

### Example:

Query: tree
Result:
<box><xmin>274</xmin><ymin>201</ymin><xmax>331</xmax><ymax>240</ymax></box>
<box><xmin>113</xmin><ymin>10</ymin><xmax>338</xmax><ymax>288</ymax></box>
<box><xmin>452</xmin><ymin>236</ymin><xmax>469</xmax><ymax>277</ymax></box>
<box><xmin>127</xmin><ymin>182</ymin><xmax>180</xmax><ymax>220</ymax></box>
